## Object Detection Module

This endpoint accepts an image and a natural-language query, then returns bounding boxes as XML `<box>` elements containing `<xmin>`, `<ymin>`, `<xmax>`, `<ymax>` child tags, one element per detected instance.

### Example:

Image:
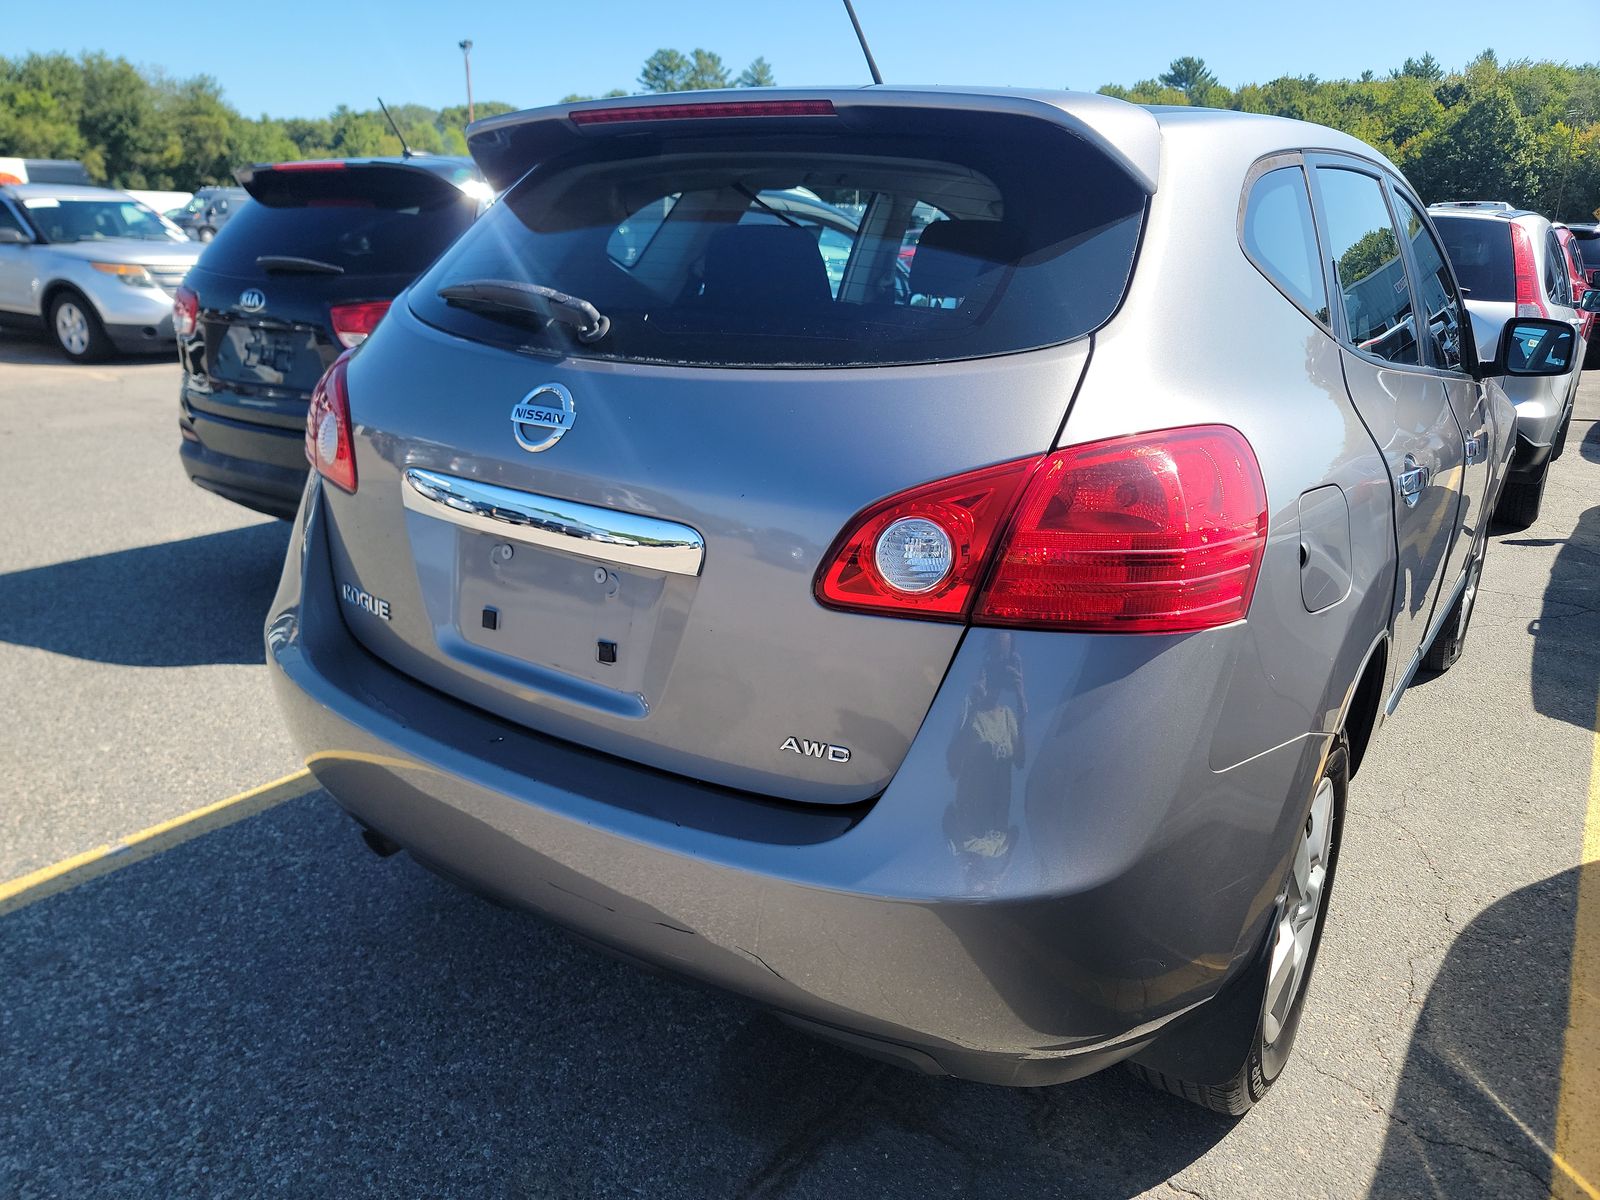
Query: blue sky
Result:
<box><xmin>9</xmin><ymin>0</ymin><xmax>1588</xmax><ymax>118</ymax></box>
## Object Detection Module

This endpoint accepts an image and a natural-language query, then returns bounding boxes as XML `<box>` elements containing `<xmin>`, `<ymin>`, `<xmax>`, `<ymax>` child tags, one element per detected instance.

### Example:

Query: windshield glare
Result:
<box><xmin>24</xmin><ymin>198</ymin><xmax>184</xmax><ymax>244</ymax></box>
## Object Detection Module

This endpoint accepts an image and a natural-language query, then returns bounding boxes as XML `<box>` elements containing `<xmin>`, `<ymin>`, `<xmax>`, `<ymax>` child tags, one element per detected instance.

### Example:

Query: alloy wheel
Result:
<box><xmin>55</xmin><ymin>301</ymin><xmax>90</xmax><ymax>356</ymax></box>
<box><xmin>1262</xmin><ymin>775</ymin><xmax>1335</xmax><ymax>1048</ymax></box>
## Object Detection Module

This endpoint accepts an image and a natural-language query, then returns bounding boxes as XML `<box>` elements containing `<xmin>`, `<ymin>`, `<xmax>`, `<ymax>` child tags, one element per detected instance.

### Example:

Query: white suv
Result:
<box><xmin>1430</xmin><ymin>200</ymin><xmax>1587</xmax><ymax>527</ymax></box>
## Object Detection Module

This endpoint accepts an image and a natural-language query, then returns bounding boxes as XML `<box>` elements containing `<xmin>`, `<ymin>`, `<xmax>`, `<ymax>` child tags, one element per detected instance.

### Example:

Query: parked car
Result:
<box><xmin>1568</xmin><ymin>222</ymin><xmax>1600</xmax><ymax>286</ymax></box>
<box><xmin>1554</xmin><ymin>224</ymin><xmax>1595</xmax><ymax>346</ymax></box>
<box><xmin>1429</xmin><ymin>201</ymin><xmax>1587</xmax><ymax>526</ymax></box>
<box><xmin>124</xmin><ymin>189</ymin><xmax>195</xmax><ymax>222</ymax></box>
<box><xmin>0</xmin><ymin>183</ymin><xmax>202</xmax><ymax>360</ymax></box>
<box><xmin>172</xmin><ymin>186</ymin><xmax>249</xmax><ymax>242</ymax></box>
<box><xmin>176</xmin><ymin>156</ymin><xmax>485</xmax><ymax>518</ymax></box>
<box><xmin>266</xmin><ymin>90</ymin><xmax>1570</xmax><ymax>1114</ymax></box>
<box><xmin>0</xmin><ymin>157</ymin><xmax>93</xmax><ymax>186</ymax></box>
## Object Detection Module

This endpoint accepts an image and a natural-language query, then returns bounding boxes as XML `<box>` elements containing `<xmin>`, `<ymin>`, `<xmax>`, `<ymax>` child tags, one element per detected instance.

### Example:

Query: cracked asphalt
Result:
<box><xmin>1</xmin><ymin>325</ymin><xmax>1596</xmax><ymax>1198</ymax></box>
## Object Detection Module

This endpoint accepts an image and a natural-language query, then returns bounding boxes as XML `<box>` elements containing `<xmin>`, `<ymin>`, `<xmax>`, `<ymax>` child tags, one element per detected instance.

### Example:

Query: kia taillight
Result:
<box><xmin>330</xmin><ymin>300</ymin><xmax>390</xmax><ymax>349</ymax></box>
<box><xmin>816</xmin><ymin>426</ymin><xmax>1269</xmax><ymax>635</ymax></box>
<box><xmin>1511</xmin><ymin>223</ymin><xmax>1547</xmax><ymax>318</ymax></box>
<box><xmin>305</xmin><ymin>351</ymin><xmax>356</xmax><ymax>493</ymax></box>
<box><xmin>173</xmin><ymin>285</ymin><xmax>198</xmax><ymax>337</ymax></box>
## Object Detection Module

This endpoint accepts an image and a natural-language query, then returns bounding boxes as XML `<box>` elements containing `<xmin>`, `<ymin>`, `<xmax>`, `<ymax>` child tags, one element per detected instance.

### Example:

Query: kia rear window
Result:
<box><xmin>411</xmin><ymin>119</ymin><xmax>1147</xmax><ymax>367</ymax></box>
<box><xmin>1431</xmin><ymin>216</ymin><xmax>1514</xmax><ymax>302</ymax></box>
<box><xmin>201</xmin><ymin>172</ymin><xmax>479</xmax><ymax>278</ymax></box>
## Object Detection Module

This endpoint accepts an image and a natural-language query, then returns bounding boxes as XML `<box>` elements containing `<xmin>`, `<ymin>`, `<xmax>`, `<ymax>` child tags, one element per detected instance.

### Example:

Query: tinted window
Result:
<box><xmin>203</xmin><ymin>188</ymin><xmax>477</xmax><ymax>278</ymax></box>
<box><xmin>1431</xmin><ymin>216</ymin><xmax>1513</xmax><ymax>302</ymax></box>
<box><xmin>1545</xmin><ymin>231</ymin><xmax>1568</xmax><ymax>305</ymax></box>
<box><xmin>1316</xmin><ymin>168</ymin><xmax>1418</xmax><ymax>365</ymax></box>
<box><xmin>0</xmin><ymin>203</ymin><xmax>26</xmax><ymax>237</ymax></box>
<box><xmin>411</xmin><ymin>118</ymin><xmax>1147</xmax><ymax>368</ymax></box>
<box><xmin>1242</xmin><ymin>166</ymin><xmax>1328</xmax><ymax>324</ymax></box>
<box><xmin>23</xmin><ymin>196</ymin><xmax>181</xmax><ymax>244</ymax></box>
<box><xmin>1396</xmin><ymin>195</ymin><xmax>1467</xmax><ymax>372</ymax></box>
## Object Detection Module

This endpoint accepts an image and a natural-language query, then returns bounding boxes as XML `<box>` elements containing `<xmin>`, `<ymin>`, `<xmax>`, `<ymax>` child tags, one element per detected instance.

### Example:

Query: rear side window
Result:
<box><xmin>1316</xmin><ymin>167</ymin><xmax>1418</xmax><ymax>365</ymax></box>
<box><xmin>1545</xmin><ymin>230</ymin><xmax>1569</xmax><ymax>305</ymax></box>
<box><xmin>1432</xmin><ymin>216</ymin><xmax>1513</xmax><ymax>302</ymax></box>
<box><xmin>410</xmin><ymin>117</ymin><xmax>1147</xmax><ymax>368</ymax></box>
<box><xmin>1241</xmin><ymin>166</ymin><xmax>1328</xmax><ymax>325</ymax></box>
<box><xmin>203</xmin><ymin>173</ymin><xmax>478</xmax><ymax>278</ymax></box>
<box><xmin>1395</xmin><ymin>195</ymin><xmax>1468</xmax><ymax>372</ymax></box>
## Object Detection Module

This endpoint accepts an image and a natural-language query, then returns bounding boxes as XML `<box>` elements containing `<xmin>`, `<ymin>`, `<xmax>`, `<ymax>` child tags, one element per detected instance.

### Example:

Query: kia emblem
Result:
<box><xmin>238</xmin><ymin>288</ymin><xmax>266</xmax><ymax>313</ymax></box>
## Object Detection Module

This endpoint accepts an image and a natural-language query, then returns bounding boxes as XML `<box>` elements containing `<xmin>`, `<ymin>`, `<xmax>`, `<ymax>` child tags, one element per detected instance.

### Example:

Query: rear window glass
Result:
<box><xmin>1431</xmin><ymin>215</ymin><xmax>1513</xmax><ymax>302</ymax></box>
<box><xmin>202</xmin><ymin>173</ymin><xmax>478</xmax><ymax>278</ymax></box>
<box><xmin>410</xmin><ymin>119</ymin><xmax>1147</xmax><ymax>368</ymax></box>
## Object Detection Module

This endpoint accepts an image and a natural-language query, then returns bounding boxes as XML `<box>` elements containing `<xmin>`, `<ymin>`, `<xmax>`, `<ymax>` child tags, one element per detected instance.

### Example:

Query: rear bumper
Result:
<box><xmin>1506</xmin><ymin>373</ymin><xmax>1577</xmax><ymax>477</ymax></box>
<box><xmin>179</xmin><ymin>388</ymin><xmax>307</xmax><ymax>519</ymax></box>
<box><xmin>266</xmin><ymin>484</ymin><xmax>1322</xmax><ymax>1085</ymax></box>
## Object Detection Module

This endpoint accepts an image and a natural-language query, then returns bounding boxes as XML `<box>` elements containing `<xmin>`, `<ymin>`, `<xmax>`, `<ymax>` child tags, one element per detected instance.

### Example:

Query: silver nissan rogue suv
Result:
<box><xmin>265</xmin><ymin>89</ymin><xmax>1574</xmax><ymax>1113</ymax></box>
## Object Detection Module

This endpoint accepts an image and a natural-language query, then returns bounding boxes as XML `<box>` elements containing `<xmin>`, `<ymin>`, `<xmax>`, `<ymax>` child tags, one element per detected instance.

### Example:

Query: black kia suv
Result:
<box><xmin>176</xmin><ymin>156</ymin><xmax>486</xmax><ymax>517</ymax></box>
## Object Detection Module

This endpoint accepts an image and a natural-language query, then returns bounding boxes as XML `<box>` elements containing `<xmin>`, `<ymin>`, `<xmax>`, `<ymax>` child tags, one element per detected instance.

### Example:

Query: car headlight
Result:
<box><xmin>89</xmin><ymin>262</ymin><xmax>158</xmax><ymax>288</ymax></box>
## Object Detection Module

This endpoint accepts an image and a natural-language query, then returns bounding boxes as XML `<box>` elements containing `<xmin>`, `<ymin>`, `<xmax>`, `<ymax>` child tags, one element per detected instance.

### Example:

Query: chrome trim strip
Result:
<box><xmin>401</xmin><ymin>468</ymin><xmax>704</xmax><ymax>577</ymax></box>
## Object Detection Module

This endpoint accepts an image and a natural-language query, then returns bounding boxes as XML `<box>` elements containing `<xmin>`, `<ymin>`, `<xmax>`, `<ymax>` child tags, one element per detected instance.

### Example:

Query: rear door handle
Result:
<box><xmin>1464</xmin><ymin>429</ymin><xmax>1487</xmax><ymax>465</ymax></box>
<box><xmin>1398</xmin><ymin>454</ymin><xmax>1430</xmax><ymax>507</ymax></box>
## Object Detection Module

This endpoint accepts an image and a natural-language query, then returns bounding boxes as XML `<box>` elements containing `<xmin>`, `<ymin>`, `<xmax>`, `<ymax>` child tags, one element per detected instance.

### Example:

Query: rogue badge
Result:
<box><xmin>511</xmin><ymin>383</ymin><xmax>575</xmax><ymax>453</ymax></box>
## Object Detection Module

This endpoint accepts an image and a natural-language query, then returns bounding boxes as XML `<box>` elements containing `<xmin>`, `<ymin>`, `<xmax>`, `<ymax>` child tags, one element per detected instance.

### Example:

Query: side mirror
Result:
<box><xmin>1580</xmin><ymin>289</ymin><xmax>1600</xmax><ymax>314</ymax></box>
<box><xmin>0</xmin><ymin>227</ymin><xmax>30</xmax><ymax>245</ymax></box>
<box><xmin>1493</xmin><ymin>318</ymin><xmax>1577</xmax><ymax>378</ymax></box>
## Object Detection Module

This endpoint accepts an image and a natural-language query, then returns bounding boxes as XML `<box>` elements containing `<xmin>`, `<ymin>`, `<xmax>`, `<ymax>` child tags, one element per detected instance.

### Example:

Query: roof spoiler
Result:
<box><xmin>466</xmin><ymin>87</ymin><xmax>1161</xmax><ymax>195</ymax></box>
<box><xmin>234</xmin><ymin>158</ymin><xmax>485</xmax><ymax>208</ymax></box>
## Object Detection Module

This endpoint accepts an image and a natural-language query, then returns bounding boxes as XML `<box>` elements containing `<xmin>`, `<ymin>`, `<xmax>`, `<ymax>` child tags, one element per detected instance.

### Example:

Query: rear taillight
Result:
<box><xmin>1511</xmin><ymin>223</ymin><xmax>1547</xmax><ymax>318</ymax></box>
<box><xmin>815</xmin><ymin>457</ymin><xmax>1038</xmax><ymax>620</ymax></box>
<box><xmin>305</xmin><ymin>351</ymin><xmax>357</xmax><ymax>493</ymax></box>
<box><xmin>816</xmin><ymin>426</ymin><xmax>1268</xmax><ymax>634</ymax></box>
<box><xmin>330</xmin><ymin>300</ymin><xmax>390</xmax><ymax>349</ymax></box>
<box><xmin>173</xmin><ymin>285</ymin><xmax>198</xmax><ymax>337</ymax></box>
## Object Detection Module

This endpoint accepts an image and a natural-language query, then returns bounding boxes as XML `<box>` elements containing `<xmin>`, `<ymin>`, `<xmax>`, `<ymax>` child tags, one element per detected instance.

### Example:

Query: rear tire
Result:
<box><xmin>47</xmin><ymin>291</ymin><xmax>112</xmax><ymax>363</ymax></box>
<box><xmin>197</xmin><ymin>226</ymin><xmax>215</xmax><ymax>243</ymax></box>
<box><xmin>1495</xmin><ymin>469</ymin><xmax>1547</xmax><ymax>529</ymax></box>
<box><xmin>1422</xmin><ymin>541</ymin><xmax>1485</xmax><ymax>674</ymax></box>
<box><xmin>1128</xmin><ymin>745</ymin><xmax>1347</xmax><ymax>1115</ymax></box>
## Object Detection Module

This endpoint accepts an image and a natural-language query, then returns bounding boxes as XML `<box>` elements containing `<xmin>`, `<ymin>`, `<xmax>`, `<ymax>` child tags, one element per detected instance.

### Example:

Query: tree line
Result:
<box><xmin>1102</xmin><ymin>52</ymin><xmax>1599</xmax><ymax>221</ymax></box>
<box><xmin>3</xmin><ymin>46</ymin><xmax>1595</xmax><ymax>221</ymax></box>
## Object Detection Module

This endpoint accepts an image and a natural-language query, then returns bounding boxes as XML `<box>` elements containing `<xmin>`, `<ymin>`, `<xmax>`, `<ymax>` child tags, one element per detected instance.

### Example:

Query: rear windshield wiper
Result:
<box><xmin>256</xmin><ymin>255</ymin><xmax>345</xmax><ymax>275</ymax></box>
<box><xmin>437</xmin><ymin>278</ymin><xmax>611</xmax><ymax>344</ymax></box>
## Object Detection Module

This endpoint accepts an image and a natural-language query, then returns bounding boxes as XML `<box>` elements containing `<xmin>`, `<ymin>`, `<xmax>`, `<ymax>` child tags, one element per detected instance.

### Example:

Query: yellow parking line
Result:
<box><xmin>1552</xmin><ymin>716</ymin><xmax>1600</xmax><ymax>1200</ymax></box>
<box><xmin>0</xmin><ymin>768</ymin><xmax>316</xmax><ymax>917</ymax></box>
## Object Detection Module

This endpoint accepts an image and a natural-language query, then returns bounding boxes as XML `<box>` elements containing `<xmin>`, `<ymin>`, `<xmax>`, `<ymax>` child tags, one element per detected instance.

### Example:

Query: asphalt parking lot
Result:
<box><xmin>2</xmin><ymin>326</ymin><xmax>1597</xmax><ymax>1199</ymax></box>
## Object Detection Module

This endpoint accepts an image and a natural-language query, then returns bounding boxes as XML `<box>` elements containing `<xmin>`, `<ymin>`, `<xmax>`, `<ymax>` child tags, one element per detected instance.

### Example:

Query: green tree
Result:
<box><xmin>1399</xmin><ymin>53</ymin><xmax>1444</xmax><ymax>82</ymax></box>
<box><xmin>639</xmin><ymin>49</ymin><xmax>690</xmax><ymax>93</ymax></box>
<box><xmin>736</xmin><ymin>57</ymin><xmax>776</xmax><ymax>88</ymax></box>
<box><xmin>1159</xmin><ymin>56</ymin><xmax>1220</xmax><ymax>106</ymax></box>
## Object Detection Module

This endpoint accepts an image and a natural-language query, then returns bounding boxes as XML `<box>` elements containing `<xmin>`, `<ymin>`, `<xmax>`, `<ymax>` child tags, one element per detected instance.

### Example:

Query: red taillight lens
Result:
<box><xmin>330</xmin><ymin>300</ymin><xmax>390</xmax><ymax>349</ymax></box>
<box><xmin>975</xmin><ymin>426</ymin><xmax>1267</xmax><ymax>632</ymax></box>
<box><xmin>815</xmin><ymin>457</ymin><xmax>1038</xmax><ymax>620</ymax></box>
<box><xmin>1511</xmin><ymin>223</ymin><xmax>1547</xmax><ymax>318</ymax></box>
<box><xmin>271</xmin><ymin>159</ymin><xmax>348</xmax><ymax>172</ymax></box>
<box><xmin>305</xmin><ymin>351</ymin><xmax>357</xmax><ymax>493</ymax></box>
<box><xmin>815</xmin><ymin>426</ymin><xmax>1268</xmax><ymax>634</ymax></box>
<box><xmin>173</xmin><ymin>285</ymin><xmax>198</xmax><ymax>337</ymax></box>
<box><xmin>570</xmin><ymin>99</ymin><xmax>835</xmax><ymax>126</ymax></box>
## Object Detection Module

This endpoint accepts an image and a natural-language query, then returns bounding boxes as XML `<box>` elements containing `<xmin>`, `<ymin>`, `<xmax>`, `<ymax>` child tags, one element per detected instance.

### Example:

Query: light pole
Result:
<box><xmin>459</xmin><ymin>39</ymin><xmax>474</xmax><ymax>125</ymax></box>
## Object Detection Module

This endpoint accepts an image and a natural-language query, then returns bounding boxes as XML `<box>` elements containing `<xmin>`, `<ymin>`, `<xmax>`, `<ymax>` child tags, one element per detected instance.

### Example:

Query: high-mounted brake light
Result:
<box><xmin>816</xmin><ymin>426</ymin><xmax>1269</xmax><ymax>634</ymax></box>
<box><xmin>173</xmin><ymin>285</ymin><xmax>199</xmax><ymax>337</ymax></box>
<box><xmin>330</xmin><ymin>299</ymin><xmax>391</xmax><ymax>349</ymax></box>
<box><xmin>570</xmin><ymin>99</ymin><xmax>835</xmax><ymax>126</ymax></box>
<box><xmin>271</xmin><ymin>159</ymin><xmax>349</xmax><ymax>172</ymax></box>
<box><xmin>1510</xmin><ymin>222</ymin><xmax>1547</xmax><ymax>318</ymax></box>
<box><xmin>305</xmin><ymin>351</ymin><xmax>357</xmax><ymax>493</ymax></box>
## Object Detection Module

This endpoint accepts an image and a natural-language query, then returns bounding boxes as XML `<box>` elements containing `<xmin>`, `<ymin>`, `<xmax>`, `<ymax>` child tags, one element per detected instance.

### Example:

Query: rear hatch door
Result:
<box><xmin>185</xmin><ymin>161</ymin><xmax>479</xmax><ymax>429</ymax></box>
<box><xmin>320</xmin><ymin>98</ymin><xmax>1152</xmax><ymax>804</ymax></box>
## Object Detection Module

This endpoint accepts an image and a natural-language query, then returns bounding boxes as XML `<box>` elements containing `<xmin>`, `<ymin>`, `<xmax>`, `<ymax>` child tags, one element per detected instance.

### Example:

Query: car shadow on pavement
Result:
<box><xmin>1368</xmin><ymin>864</ymin><xmax>1585</xmax><ymax>1198</ymax></box>
<box><xmin>1580</xmin><ymin>420</ymin><xmax>1600</xmax><ymax>466</ymax></box>
<box><xmin>0</xmin><ymin>794</ymin><xmax>1236</xmax><ymax>1200</ymax></box>
<box><xmin>0</xmin><ymin>523</ymin><xmax>291</xmax><ymax>667</ymax></box>
<box><xmin>1518</xmin><ymin>502</ymin><xmax>1600</xmax><ymax>732</ymax></box>
<box><xmin>0</xmin><ymin>324</ymin><xmax>171</xmax><ymax>368</ymax></box>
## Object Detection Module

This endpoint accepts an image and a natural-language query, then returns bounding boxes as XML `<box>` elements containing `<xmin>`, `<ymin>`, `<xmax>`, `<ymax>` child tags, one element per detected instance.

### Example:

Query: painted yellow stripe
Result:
<box><xmin>1551</xmin><ymin>713</ymin><xmax>1600</xmax><ymax>1200</ymax></box>
<box><xmin>0</xmin><ymin>768</ymin><xmax>316</xmax><ymax>917</ymax></box>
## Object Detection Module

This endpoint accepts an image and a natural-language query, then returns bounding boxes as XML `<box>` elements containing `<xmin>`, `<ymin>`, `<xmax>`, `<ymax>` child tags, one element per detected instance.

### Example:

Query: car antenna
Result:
<box><xmin>376</xmin><ymin>97</ymin><xmax>415</xmax><ymax>158</ymax></box>
<box><xmin>840</xmin><ymin>0</ymin><xmax>884</xmax><ymax>85</ymax></box>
